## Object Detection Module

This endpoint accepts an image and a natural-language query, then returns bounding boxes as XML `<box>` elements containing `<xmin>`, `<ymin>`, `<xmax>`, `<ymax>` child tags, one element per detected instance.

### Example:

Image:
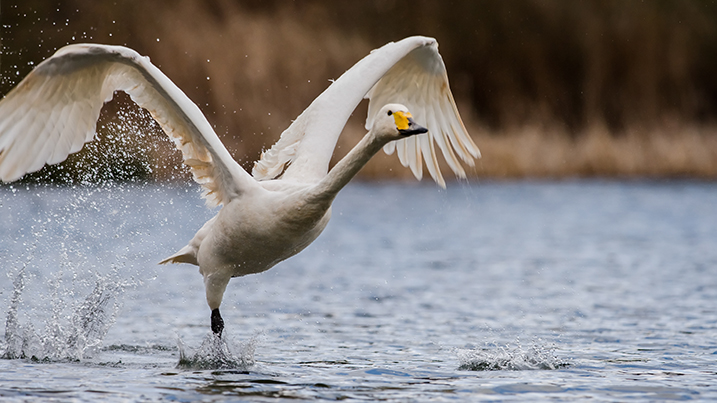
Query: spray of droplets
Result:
<box><xmin>177</xmin><ymin>331</ymin><xmax>260</xmax><ymax>370</ymax></box>
<box><xmin>456</xmin><ymin>340</ymin><xmax>570</xmax><ymax>371</ymax></box>
<box><xmin>2</xmin><ymin>266</ymin><xmax>132</xmax><ymax>361</ymax></box>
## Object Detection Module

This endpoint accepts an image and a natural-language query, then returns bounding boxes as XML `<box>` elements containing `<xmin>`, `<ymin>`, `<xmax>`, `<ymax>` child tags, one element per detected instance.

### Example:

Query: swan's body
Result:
<box><xmin>0</xmin><ymin>36</ymin><xmax>479</xmax><ymax>335</ymax></box>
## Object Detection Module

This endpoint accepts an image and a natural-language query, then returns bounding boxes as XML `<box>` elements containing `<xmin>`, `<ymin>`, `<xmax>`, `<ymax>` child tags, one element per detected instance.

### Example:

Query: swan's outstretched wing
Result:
<box><xmin>0</xmin><ymin>44</ymin><xmax>253</xmax><ymax>207</ymax></box>
<box><xmin>252</xmin><ymin>36</ymin><xmax>479</xmax><ymax>187</ymax></box>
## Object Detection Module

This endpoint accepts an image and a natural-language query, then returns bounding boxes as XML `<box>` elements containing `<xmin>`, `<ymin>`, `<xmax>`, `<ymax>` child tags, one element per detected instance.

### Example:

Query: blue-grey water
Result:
<box><xmin>1</xmin><ymin>180</ymin><xmax>715</xmax><ymax>401</ymax></box>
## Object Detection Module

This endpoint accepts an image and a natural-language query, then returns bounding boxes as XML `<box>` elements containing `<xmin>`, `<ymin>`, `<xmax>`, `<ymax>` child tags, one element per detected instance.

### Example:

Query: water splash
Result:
<box><xmin>456</xmin><ymin>340</ymin><xmax>569</xmax><ymax>371</ymax></box>
<box><xmin>2</xmin><ymin>266</ymin><xmax>28</xmax><ymax>359</ymax></box>
<box><xmin>177</xmin><ymin>332</ymin><xmax>259</xmax><ymax>370</ymax></box>
<box><xmin>2</xmin><ymin>267</ymin><xmax>129</xmax><ymax>362</ymax></box>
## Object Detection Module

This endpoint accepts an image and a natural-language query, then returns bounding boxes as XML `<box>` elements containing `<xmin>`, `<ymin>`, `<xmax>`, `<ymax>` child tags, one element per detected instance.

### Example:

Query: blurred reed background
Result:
<box><xmin>2</xmin><ymin>0</ymin><xmax>717</xmax><ymax>183</ymax></box>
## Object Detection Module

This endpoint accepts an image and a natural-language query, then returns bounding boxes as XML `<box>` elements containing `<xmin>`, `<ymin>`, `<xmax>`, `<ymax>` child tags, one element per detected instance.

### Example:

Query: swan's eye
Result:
<box><xmin>387</xmin><ymin>110</ymin><xmax>393</xmax><ymax>116</ymax></box>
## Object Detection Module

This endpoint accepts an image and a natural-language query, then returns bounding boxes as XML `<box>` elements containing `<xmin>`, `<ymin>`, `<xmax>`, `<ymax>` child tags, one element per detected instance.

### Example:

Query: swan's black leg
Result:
<box><xmin>211</xmin><ymin>308</ymin><xmax>224</xmax><ymax>337</ymax></box>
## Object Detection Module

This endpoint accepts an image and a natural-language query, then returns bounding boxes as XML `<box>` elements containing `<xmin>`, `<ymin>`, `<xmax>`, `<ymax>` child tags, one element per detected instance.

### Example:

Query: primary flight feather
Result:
<box><xmin>0</xmin><ymin>36</ymin><xmax>479</xmax><ymax>335</ymax></box>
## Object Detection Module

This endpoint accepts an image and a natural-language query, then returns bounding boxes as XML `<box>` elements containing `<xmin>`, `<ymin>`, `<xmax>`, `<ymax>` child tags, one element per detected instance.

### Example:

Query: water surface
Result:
<box><xmin>1</xmin><ymin>181</ymin><xmax>715</xmax><ymax>401</ymax></box>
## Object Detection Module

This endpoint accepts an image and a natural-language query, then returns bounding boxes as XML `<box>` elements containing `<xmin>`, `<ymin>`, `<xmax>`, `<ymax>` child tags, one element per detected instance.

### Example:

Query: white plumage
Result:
<box><xmin>0</xmin><ymin>36</ymin><xmax>479</xmax><ymax>335</ymax></box>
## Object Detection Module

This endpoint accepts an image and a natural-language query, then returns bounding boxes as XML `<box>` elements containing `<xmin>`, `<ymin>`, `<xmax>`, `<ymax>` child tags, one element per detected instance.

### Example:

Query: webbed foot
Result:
<box><xmin>211</xmin><ymin>308</ymin><xmax>224</xmax><ymax>337</ymax></box>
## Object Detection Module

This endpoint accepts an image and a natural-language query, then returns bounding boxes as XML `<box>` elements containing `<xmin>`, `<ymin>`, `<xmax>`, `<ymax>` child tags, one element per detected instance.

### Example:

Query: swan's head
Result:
<box><xmin>373</xmin><ymin>104</ymin><xmax>428</xmax><ymax>141</ymax></box>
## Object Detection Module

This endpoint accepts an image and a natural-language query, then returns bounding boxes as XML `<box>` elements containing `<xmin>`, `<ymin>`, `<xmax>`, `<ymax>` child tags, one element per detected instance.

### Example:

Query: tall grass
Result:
<box><xmin>2</xmin><ymin>0</ymin><xmax>717</xmax><ymax>182</ymax></box>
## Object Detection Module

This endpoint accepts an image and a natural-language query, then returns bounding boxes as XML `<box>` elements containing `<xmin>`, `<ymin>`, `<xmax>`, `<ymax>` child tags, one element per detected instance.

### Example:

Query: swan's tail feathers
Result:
<box><xmin>159</xmin><ymin>245</ymin><xmax>198</xmax><ymax>266</ymax></box>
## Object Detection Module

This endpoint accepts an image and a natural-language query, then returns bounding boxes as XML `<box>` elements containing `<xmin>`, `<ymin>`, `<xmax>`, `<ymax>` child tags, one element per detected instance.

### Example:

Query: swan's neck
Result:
<box><xmin>309</xmin><ymin>130</ymin><xmax>387</xmax><ymax>203</ymax></box>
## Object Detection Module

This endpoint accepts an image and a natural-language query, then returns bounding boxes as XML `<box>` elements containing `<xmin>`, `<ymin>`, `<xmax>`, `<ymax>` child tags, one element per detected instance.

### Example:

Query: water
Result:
<box><xmin>1</xmin><ymin>180</ymin><xmax>715</xmax><ymax>401</ymax></box>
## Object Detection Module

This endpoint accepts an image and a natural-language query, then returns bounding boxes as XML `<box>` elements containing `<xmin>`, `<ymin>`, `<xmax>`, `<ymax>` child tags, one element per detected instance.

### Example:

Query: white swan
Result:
<box><xmin>0</xmin><ymin>36</ymin><xmax>479</xmax><ymax>335</ymax></box>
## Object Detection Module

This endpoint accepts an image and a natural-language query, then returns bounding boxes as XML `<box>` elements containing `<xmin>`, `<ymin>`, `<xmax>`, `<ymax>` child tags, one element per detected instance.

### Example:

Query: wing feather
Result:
<box><xmin>406</xmin><ymin>135</ymin><xmax>423</xmax><ymax>180</ymax></box>
<box><xmin>396</xmin><ymin>134</ymin><xmax>409</xmax><ymax>168</ymax></box>
<box><xmin>0</xmin><ymin>44</ymin><xmax>254</xmax><ymax>207</ymax></box>
<box><xmin>418</xmin><ymin>132</ymin><xmax>444</xmax><ymax>187</ymax></box>
<box><xmin>33</xmin><ymin>107</ymin><xmax>64</xmax><ymax>171</ymax></box>
<box><xmin>425</xmin><ymin>101</ymin><xmax>463</xmax><ymax>177</ymax></box>
<box><xmin>382</xmin><ymin>140</ymin><xmax>396</xmax><ymax>156</ymax></box>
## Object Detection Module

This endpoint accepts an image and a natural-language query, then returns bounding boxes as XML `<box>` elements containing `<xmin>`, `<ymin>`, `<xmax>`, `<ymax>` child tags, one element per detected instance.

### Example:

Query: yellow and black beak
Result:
<box><xmin>394</xmin><ymin>111</ymin><xmax>428</xmax><ymax>136</ymax></box>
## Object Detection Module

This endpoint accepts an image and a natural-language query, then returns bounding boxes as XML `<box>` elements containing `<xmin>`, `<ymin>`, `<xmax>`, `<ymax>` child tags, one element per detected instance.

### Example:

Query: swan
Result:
<box><xmin>0</xmin><ymin>36</ymin><xmax>479</xmax><ymax>336</ymax></box>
